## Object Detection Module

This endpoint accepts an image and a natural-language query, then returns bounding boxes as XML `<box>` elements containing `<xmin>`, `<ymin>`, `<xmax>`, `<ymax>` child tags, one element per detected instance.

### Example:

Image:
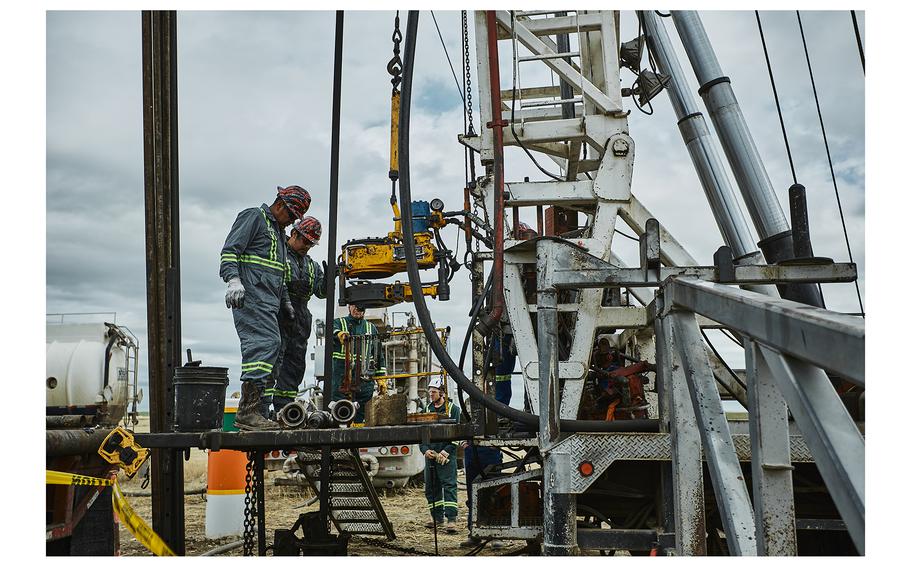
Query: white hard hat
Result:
<box><xmin>427</xmin><ymin>377</ymin><xmax>444</xmax><ymax>390</ymax></box>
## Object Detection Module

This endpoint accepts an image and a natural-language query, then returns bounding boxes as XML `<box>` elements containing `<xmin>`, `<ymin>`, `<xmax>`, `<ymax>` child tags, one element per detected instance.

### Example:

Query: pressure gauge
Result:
<box><xmin>430</xmin><ymin>198</ymin><xmax>444</xmax><ymax>212</ymax></box>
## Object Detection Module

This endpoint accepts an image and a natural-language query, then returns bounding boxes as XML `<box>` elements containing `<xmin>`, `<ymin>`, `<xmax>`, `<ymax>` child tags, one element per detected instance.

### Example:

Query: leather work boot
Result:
<box><xmin>235</xmin><ymin>381</ymin><xmax>281</xmax><ymax>431</ymax></box>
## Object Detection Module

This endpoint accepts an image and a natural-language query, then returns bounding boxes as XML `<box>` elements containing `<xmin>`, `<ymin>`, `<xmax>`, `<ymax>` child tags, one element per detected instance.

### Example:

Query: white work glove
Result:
<box><xmin>436</xmin><ymin>450</ymin><xmax>449</xmax><ymax>465</ymax></box>
<box><xmin>225</xmin><ymin>277</ymin><xmax>245</xmax><ymax>309</ymax></box>
<box><xmin>424</xmin><ymin>449</ymin><xmax>437</xmax><ymax>460</ymax></box>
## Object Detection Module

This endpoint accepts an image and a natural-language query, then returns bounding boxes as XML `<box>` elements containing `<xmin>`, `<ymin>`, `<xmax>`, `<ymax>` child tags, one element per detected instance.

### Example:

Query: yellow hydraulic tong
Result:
<box><xmin>338</xmin><ymin>12</ymin><xmax>456</xmax><ymax>309</ymax></box>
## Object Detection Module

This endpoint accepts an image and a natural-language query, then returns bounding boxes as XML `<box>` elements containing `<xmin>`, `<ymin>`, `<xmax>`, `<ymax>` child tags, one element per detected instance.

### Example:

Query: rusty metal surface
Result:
<box><xmin>141</xmin><ymin>10</ymin><xmax>184</xmax><ymax>555</ymax></box>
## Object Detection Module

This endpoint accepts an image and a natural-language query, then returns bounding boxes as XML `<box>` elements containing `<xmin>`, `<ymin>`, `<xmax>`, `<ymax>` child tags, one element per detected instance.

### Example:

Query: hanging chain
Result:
<box><xmin>387</xmin><ymin>11</ymin><xmax>403</xmax><ymax>93</ymax></box>
<box><xmin>462</xmin><ymin>10</ymin><xmax>475</xmax><ymax>136</ymax></box>
<box><xmin>242</xmin><ymin>451</ymin><xmax>256</xmax><ymax>556</ymax></box>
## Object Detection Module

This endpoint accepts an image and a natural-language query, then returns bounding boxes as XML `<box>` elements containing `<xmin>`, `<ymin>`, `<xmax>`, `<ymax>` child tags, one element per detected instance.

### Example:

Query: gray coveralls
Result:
<box><xmin>220</xmin><ymin>204</ymin><xmax>289</xmax><ymax>391</ymax></box>
<box><xmin>267</xmin><ymin>249</ymin><xmax>326</xmax><ymax>412</ymax></box>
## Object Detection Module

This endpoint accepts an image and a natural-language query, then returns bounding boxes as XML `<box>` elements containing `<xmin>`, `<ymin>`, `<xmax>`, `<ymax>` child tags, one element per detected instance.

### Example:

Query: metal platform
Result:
<box><xmin>133</xmin><ymin>422</ymin><xmax>478</xmax><ymax>451</ymax></box>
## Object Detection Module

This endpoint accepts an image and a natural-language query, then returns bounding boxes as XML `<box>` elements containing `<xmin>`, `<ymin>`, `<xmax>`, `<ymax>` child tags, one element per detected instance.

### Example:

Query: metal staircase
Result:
<box><xmin>297</xmin><ymin>447</ymin><xmax>396</xmax><ymax>540</ymax></box>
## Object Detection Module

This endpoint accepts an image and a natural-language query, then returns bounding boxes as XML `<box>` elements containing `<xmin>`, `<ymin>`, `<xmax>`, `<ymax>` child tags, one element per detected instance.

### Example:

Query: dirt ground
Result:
<box><xmin>118</xmin><ymin>416</ymin><xmax>530</xmax><ymax>556</ymax></box>
<box><xmin>116</xmin><ymin>449</ymin><xmax>528</xmax><ymax>557</ymax></box>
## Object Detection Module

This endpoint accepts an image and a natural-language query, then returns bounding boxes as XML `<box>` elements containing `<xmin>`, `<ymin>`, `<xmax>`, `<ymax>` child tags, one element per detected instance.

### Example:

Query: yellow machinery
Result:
<box><xmin>338</xmin><ymin>23</ymin><xmax>454</xmax><ymax>309</ymax></box>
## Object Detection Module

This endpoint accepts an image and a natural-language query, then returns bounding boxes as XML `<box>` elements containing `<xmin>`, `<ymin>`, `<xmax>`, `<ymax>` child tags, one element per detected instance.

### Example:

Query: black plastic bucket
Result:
<box><xmin>173</xmin><ymin>366</ymin><xmax>229</xmax><ymax>432</ymax></box>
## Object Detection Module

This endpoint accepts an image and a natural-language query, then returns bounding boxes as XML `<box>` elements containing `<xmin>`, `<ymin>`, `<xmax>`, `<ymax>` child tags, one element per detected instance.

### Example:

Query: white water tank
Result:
<box><xmin>46</xmin><ymin>321</ymin><xmax>138</xmax><ymax>425</ymax></box>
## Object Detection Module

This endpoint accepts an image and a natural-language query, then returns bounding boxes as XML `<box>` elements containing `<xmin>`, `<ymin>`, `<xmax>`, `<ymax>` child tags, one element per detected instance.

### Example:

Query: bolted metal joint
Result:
<box><xmin>612</xmin><ymin>137</ymin><xmax>630</xmax><ymax>157</ymax></box>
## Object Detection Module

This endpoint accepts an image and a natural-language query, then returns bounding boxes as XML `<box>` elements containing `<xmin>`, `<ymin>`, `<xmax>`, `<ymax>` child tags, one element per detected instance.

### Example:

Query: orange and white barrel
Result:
<box><xmin>205</xmin><ymin>396</ymin><xmax>246</xmax><ymax>539</ymax></box>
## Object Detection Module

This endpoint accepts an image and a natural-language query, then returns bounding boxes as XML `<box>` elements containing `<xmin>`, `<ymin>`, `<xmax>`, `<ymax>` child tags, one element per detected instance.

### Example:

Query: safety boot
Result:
<box><xmin>235</xmin><ymin>381</ymin><xmax>280</xmax><ymax>431</ymax></box>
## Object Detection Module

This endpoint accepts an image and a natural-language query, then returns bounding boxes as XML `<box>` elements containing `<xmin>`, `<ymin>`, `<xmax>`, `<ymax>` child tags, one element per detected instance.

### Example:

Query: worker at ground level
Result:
<box><xmin>331</xmin><ymin>303</ymin><xmax>386</xmax><ymax>423</ymax></box>
<box><xmin>419</xmin><ymin>377</ymin><xmax>461</xmax><ymax>533</ymax></box>
<box><xmin>221</xmin><ymin>185</ymin><xmax>311</xmax><ymax>431</ymax></box>
<box><xmin>266</xmin><ymin>217</ymin><xmax>326</xmax><ymax>417</ymax></box>
<box><xmin>460</xmin><ymin>440</ymin><xmax>505</xmax><ymax>549</ymax></box>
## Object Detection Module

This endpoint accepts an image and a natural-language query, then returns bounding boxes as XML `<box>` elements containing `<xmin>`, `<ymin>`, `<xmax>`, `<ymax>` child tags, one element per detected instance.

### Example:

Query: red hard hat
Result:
<box><xmin>277</xmin><ymin>185</ymin><xmax>312</xmax><ymax>218</ymax></box>
<box><xmin>517</xmin><ymin>221</ymin><xmax>538</xmax><ymax>240</ymax></box>
<box><xmin>292</xmin><ymin>216</ymin><xmax>322</xmax><ymax>246</ymax></box>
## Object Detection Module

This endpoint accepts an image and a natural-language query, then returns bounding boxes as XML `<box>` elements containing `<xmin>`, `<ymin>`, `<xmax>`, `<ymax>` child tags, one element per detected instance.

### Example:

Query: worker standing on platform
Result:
<box><xmin>221</xmin><ymin>185</ymin><xmax>311</xmax><ymax>431</ymax></box>
<box><xmin>419</xmin><ymin>377</ymin><xmax>461</xmax><ymax>533</ymax></box>
<box><xmin>331</xmin><ymin>303</ymin><xmax>386</xmax><ymax>423</ymax></box>
<box><xmin>266</xmin><ymin>217</ymin><xmax>326</xmax><ymax>416</ymax></box>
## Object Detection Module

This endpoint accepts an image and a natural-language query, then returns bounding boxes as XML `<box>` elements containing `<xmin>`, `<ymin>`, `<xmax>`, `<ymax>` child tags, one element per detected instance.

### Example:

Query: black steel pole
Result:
<box><xmin>141</xmin><ymin>10</ymin><xmax>185</xmax><ymax>555</ymax></box>
<box><xmin>320</xmin><ymin>9</ymin><xmax>345</xmax><ymax>531</ymax></box>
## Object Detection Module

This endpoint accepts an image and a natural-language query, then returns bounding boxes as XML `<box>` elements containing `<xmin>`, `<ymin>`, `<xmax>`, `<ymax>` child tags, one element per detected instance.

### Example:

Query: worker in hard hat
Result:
<box><xmin>331</xmin><ymin>303</ymin><xmax>386</xmax><ymax>424</ymax></box>
<box><xmin>220</xmin><ymin>185</ymin><xmax>311</xmax><ymax>431</ymax></box>
<box><xmin>266</xmin><ymin>217</ymin><xmax>326</xmax><ymax>417</ymax></box>
<box><xmin>419</xmin><ymin>377</ymin><xmax>461</xmax><ymax>533</ymax></box>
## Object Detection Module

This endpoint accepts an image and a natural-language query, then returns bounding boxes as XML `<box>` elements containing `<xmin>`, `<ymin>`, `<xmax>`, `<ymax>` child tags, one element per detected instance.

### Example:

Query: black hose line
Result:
<box><xmin>456</xmin><ymin>272</ymin><xmax>494</xmax><ymax>422</ymax></box>
<box><xmin>396</xmin><ymin>11</ymin><xmax>657</xmax><ymax>434</ymax></box>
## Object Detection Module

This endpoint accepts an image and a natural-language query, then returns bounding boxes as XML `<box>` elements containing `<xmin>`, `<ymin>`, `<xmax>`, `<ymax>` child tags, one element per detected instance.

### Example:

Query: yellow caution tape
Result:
<box><xmin>45</xmin><ymin>470</ymin><xmax>175</xmax><ymax>556</ymax></box>
<box><xmin>46</xmin><ymin>470</ymin><xmax>114</xmax><ymax>486</ymax></box>
<box><xmin>112</xmin><ymin>479</ymin><xmax>175</xmax><ymax>556</ymax></box>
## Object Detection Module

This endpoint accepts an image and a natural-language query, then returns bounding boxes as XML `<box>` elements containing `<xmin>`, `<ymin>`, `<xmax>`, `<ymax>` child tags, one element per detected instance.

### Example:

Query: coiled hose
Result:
<box><xmin>396</xmin><ymin>11</ymin><xmax>657</xmax><ymax>434</ymax></box>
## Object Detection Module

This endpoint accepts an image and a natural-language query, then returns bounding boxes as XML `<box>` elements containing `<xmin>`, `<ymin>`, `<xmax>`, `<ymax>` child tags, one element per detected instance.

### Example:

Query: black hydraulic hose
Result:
<box><xmin>396</xmin><ymin>11</ymin><xmax>657</xmax><ymax>434</ymax></box>
<box><xmin>456</xmin><ymin>272</ymin><xmax>494</xmax><ymax>421</ymax></box>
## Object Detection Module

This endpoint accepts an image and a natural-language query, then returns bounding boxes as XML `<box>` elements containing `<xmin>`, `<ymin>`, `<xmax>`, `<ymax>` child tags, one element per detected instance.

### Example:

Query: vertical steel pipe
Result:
<box><xmin>672</xmin><ymin>11</ymin><xmax>823</xmax><ymax>307</ymax></box>
<box><xmin>537</xmin><ymin>239</ymin><xmax>575</xmax><ymax>555</ymax></box>
<box><xmin>320</xmin><ymin>9</ymin><xmax>345</xmax><ymax>531</ymax></box>
<box><xmin>141</xmin><ymin>10</ymin><xmax>184</xmax><ymax>555</ymax></box>
<box><xmin>640</xmin><ymin>11</ymin><xmax>756</xmax><ymax>259</ymax></box>
<box><xmin>671</xmin><ymin>10</ymin><xmax>788</xmax><ymax>240</ymax></box>
<box><xmin>483</xmin><ymin>10</ymin><xmax>505</xmax><ymax>328</ymax></box>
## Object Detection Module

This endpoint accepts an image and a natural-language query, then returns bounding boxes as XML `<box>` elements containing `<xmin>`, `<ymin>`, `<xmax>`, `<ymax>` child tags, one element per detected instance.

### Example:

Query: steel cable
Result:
<box><xmin>796</xmin><ymin>11</ymin><xmax>865</xmax><ymax>318</ymax></box>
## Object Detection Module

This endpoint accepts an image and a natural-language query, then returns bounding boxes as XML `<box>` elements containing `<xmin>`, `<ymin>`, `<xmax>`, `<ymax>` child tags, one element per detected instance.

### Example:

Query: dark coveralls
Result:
<box><xmin>492</xmin><ymin>334</ymin><xmax>516</xmax><ymax>406</ymax></box>
<box><xmin>331</xmin><ymin>314</ymin><xmax>386</xmax><ymax>423</ymax></box>
<box><xmin>267</xmin><ymin>249</ymin><xmax>325</xmax><ymax>412</ymax></box>
<box><xmin>464</xmin><ymin>442</ymin><xmax>502</xmax><ymax>531</ymax></box>
<box><xmin>220</xmin><ymin>204</ymin><xmax>289</xmax><ymax>388</ymax></box>
<box><xmin>419</xmin><ymin>400</ymin><xmax>461</xmax><ymax>523</ymax></box>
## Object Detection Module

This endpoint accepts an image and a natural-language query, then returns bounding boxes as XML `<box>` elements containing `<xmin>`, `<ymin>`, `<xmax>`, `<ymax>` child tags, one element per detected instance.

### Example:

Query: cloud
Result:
<box><xmin>47</xmin><ymin>10</ymin><xmax>865</xmax><ymax>407</ymax></box>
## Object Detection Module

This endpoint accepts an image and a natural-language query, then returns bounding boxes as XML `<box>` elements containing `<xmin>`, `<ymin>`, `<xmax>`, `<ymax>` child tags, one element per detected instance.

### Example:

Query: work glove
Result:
<box><xmin>281</xmin><ymin>299</ymin><xmax>295</xmax><ymax>321</ymax></box>
<box><xmin>338</xmin><ymin>331</ymin><xmax>350</xmax><ymax>343</ymax></box>
<box><xmin>424</xmin><ymin>449</ymin><xmax>437</xmax><ymax>460</ymax></box>
<box><xmin>436</xmin><ymin>450</ymin><xmax>449</xmax><ymax>465</ymax></box>
<box><xmin>225</xmin><ymin>277</ymin><xmax>245</xmax><ymax>309</ymax></box>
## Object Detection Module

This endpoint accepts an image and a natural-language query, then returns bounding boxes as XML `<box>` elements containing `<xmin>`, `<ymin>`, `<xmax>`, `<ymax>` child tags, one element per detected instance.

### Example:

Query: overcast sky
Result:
<box><xmin>45</xmin><ymin>10</ymin><xmax>865</xmax><ymax>410</ymax></box>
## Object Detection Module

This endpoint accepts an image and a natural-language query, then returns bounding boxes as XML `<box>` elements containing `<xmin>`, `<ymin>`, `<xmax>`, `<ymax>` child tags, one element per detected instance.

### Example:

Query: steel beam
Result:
<box><xmin>654</xmin><ymin>313</ymin><xmax>705</xmax><ymax>555</ymax></box>
<box><xmin>744</xmin><ymin>339</ymin><xmax>797</xmax><ymax>556</ymax></box>
<box><xmin>666</xmin><ymin>278</ymin><xmax>864</xmax><ymax>385</ymax></box>
<box><xmin>134</xmin><ymin>423</ymin><xmax>480</xmax><ymax>450</ymax></box>
<box><xmin>538</xmin><ymin>239</ymin><xmax>577</xmax><ymax>556</ymax></box>
<box><xmin>671</xmin><ymin>312</ymin><xmax>756</xmax><ymax>555</ymax></box>
<box><xmin>758</xmin><ymin>346</ymin><xmax>864</xmax><ymax>553</ymax></box>
<box><xmin>141</xmin><ymin>10</ymin><xmax>184</xmax><ymax>555</ymax></box>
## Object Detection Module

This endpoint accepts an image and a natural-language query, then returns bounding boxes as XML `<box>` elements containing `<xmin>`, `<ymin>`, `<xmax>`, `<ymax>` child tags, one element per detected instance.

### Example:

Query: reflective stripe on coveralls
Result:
<box><xmin>219</xmin><ymin>204</ymin><xmax>288</xmax><ymax>388</ymax></box>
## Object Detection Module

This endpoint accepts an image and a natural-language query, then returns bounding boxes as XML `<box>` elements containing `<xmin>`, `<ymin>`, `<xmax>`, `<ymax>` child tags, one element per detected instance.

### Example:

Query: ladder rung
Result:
<box><xmin>521</xmin><ymin>97</ymin><xmax>584</xmax><ymax>109</ymax></box>
<box><xmin>517</xmin><ymin>10</ymin><xmax>578</xmax><ymax>17</ymax></box>
<box><xmin>519</xmin><ymin>51</ymin><xmax>580</xmax><ymax>62</ymax></box>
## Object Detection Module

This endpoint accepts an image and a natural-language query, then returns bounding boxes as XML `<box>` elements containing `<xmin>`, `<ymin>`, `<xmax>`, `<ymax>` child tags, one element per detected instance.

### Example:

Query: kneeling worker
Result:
<box><xmin>331</xmin><ymin>303</ymin><xmax>386</xmax><ymax>423</ymax></box>
<box><xmin>267</xmin><ymin>217</ymin><xmax>326</xmax><ymax>415</ymax></box>
<box><xmin>419</xmin><ymin>377</ymin><xmax>461</xmax><ymax>533</ymax></box>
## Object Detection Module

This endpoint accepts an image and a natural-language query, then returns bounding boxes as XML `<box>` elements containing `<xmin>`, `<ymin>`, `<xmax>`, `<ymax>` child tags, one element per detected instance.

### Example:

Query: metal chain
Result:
<box><xmin>462</xmin><ymin>10</ymin><xmax>475</xmax><ymax>136</ymax></box>
<box><xmin>242</xmin><ymin>451</ymin><xmax>255</xmax><ymax>556</ymax></box>
<box><xmin>387</xmin><ymin>11</ymin><xmax>403</xmax><ymax>93</ymax></box>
